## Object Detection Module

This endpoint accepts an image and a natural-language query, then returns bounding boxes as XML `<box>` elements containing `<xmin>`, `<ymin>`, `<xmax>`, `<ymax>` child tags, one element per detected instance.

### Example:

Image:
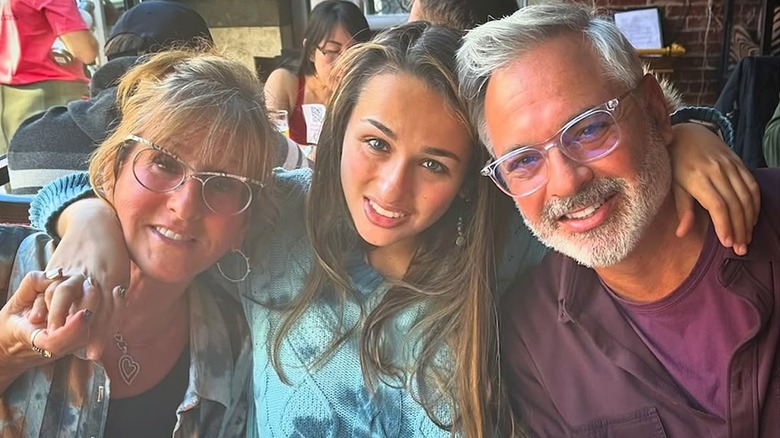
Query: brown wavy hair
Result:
<box><xmin>272</xmin><ymin>22</ymin><xmax>516</xmax><ymax>437</ymax></box>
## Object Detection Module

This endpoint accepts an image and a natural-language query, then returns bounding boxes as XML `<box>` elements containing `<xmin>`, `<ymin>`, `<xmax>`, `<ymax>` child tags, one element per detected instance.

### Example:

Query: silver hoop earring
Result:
<box><xmin>217</xmin><ymin>249</ymin><xmax>251</xmax><ymax>283</ymax></box>
<box><xmin>455</xmin><ymin>215</ymin><xmax>466</xmax><ymax>247</ymax></box>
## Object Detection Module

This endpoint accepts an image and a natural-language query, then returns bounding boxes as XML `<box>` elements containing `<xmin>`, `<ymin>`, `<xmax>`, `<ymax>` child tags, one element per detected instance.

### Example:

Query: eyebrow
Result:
<box><xmin>364</xmin><ymin>118</ymin><xmax>397</xmax><ymax>140</ymax></box>
<box><xmin>422</xmin><ymin>146</ymin><xmax>461</xmax><ymax>162</ymax></box>
<box><xmin>363</xmin><ymin>118</ymin><xmax>462</xmax><ymax>162</ymax></box>
<box><xmin>323</xmin><ymin>40</ymin><xmax>344</xmax><ymax>47</ymax></box>
<box><xmin>504</xmin><ymin>101</ymin><xmax>603</xmax><ymax>154</ymax></box>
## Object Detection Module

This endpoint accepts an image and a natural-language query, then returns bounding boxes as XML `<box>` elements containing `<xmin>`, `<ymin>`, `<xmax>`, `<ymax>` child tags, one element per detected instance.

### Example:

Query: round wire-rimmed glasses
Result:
<box><xmin>480</xmin><ymin>88</ymin><xmax>635</xmax><ymax>198</ymax></box>
<box><xmin>124</xmin><ymin>134</ymin><xmax>264</xmax><ymax>216</ymax></box>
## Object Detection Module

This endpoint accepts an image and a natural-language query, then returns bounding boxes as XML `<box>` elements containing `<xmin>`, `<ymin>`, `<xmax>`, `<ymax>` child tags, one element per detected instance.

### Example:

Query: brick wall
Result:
<box><xmin>591</xmin><ymin>0</ymin><xmax>763</xmax><ymax>105</ymax></box>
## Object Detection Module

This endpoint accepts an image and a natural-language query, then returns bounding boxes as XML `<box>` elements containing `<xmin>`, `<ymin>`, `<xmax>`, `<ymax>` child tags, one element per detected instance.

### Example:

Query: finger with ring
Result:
<box><xmin>30</xmin><ymin>328</ymin><xmax>53</xmax><ymax>358</ymax></box>
<box><xmin>45</xmin><ymin>268</ymin><xmax>65</xmax><ymax>281</ymax></box>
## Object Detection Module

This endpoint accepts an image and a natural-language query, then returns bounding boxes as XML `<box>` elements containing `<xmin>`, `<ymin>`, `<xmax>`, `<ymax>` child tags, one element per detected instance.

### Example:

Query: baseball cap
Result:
<box><xmin>106</xmin><ymin>1</ymin><xmax>213</xmax><ymax>58</ymax></box>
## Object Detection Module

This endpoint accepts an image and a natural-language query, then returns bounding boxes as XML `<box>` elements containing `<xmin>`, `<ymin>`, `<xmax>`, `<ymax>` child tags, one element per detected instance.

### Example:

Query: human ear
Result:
<box><xmin>639</xmin><ymin>73</ymin><xmax>674</xmax><ymax>144</ymax></box>
<box><xmin>304</xmin><ymin>38</ymin><xmax>315</xmax><ymax>63</ymax></box>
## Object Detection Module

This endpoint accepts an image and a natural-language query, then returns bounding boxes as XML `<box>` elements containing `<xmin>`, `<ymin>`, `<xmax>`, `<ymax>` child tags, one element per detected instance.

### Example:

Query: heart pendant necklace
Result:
<box><xmin>114</xmin><ymin>333</ymin><xmax>141</xmax><ymax>386</ymax></box>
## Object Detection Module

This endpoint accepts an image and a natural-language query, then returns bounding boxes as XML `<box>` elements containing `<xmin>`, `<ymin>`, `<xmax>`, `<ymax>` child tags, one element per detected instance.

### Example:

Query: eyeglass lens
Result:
<box><xmin>319</xmin><ymin>46</ymin><xmax>342</xmax><ymax>61</ymax></box>
<box><xmin>132</xmin><ymin>148</ymin><xmax>252</xmax><ymax>215</ymax></box>
<box><xmin>497</xmin><ymin>110</ymin><xmax>620</xmax><ymax>196</ymax></box>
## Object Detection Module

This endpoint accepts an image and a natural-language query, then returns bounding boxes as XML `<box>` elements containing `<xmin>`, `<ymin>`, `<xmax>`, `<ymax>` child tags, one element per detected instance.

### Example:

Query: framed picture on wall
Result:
<box><xmin>613</xmin><ymin>7</ymin><xmax>664</xmax><ymax>50</ymax></box>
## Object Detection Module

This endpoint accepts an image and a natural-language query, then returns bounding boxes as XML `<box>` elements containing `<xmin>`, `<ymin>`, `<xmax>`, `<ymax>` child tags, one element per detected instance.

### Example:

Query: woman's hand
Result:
<box><xmin>37</xmin><ymin>198</ymin><xmax>131</xmax><ymax>360</ymax></box>
<box><xmin>0</xmin><ymin>272</ymin><xmax>95</xmax><ymax>393</ymax></box>
<box><xmin>669</xmin><ymin>123</ymin><xmax>760</xmax><ymax>255</ymax></box>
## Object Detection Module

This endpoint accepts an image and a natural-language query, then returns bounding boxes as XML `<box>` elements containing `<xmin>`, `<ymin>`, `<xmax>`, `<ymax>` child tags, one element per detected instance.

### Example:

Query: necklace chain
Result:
<box><xmin>114</xmin><ymin>332</ymin><xmax>141</xmax><ymax>386</ymax></box>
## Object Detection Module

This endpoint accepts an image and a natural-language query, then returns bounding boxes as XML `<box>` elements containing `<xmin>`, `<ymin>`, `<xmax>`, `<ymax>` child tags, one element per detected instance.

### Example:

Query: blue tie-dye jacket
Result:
<box><xmin>0</xmin><ymin>225</ymin><xmax>252</xmax><ymax>438</ymax></box>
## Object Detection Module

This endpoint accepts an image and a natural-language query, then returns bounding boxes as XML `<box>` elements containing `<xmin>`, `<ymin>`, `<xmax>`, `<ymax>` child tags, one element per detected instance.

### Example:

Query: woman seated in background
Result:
<box><xmin>263</xmin><ymin>0</ymin><xmax>370</xmax><ymax>149</ymax></box>
<box><xmin>0</xmin><ymin>49</ymin><xmax>276</xmax><ymax>437</ymax></box>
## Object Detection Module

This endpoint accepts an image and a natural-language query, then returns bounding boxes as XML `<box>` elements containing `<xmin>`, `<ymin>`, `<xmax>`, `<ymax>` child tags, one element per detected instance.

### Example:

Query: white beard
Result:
<box><xmin>521</xmin><ymin>130</ymin><xmax>673</xmax><ymax>268</ymax></box>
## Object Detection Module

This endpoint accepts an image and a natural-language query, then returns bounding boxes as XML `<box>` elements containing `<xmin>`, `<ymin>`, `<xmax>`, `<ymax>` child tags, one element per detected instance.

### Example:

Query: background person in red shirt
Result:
<box><xmin>0</xmin><ymin>0</ymin><xmax>98</xmax><ymax>154</ymax></box>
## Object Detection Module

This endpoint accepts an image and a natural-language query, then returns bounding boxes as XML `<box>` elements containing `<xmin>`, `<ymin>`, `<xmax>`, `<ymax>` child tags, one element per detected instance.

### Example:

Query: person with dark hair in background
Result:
<box><xmin>263</xmin><ymin>0</ymin><xmax>370</xmax><ymax>148</ymax></box>
<box><xmin>7</xmin><ymin>0</ymin><xmax>213</xmax><ymax>194</ymax></box>
<box><xmin>408</xmin><ymin>0</ymin><xmax>518</xmax><ymax>30</ymax></box>
<box><xmin>0</xmin><ymin>0</ymin><xmax>98</xmax><ymax>154</ymax></box>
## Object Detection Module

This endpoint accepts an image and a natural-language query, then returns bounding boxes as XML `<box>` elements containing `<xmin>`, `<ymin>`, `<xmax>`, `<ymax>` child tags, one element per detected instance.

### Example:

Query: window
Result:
<box><xmin>363</xmin><ymin>0</ymin><xmax>411</xmax><ymax>15</ymax></box>
<box><xmin>361</xmin><ymin>0</ymin><xmax>409</xmax><ymax>30</ymax></box>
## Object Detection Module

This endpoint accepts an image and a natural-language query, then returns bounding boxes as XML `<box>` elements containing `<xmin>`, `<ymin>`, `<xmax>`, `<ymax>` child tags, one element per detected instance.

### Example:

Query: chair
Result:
<box><xmin>0</xmin><ymin>155</ymin><xmax>33</xmax><ymax>224</ymax></box>
<box><xmin>0</xmin><ymin>154</ymin><xmax>8</xmax><ymax>186</ymax></box>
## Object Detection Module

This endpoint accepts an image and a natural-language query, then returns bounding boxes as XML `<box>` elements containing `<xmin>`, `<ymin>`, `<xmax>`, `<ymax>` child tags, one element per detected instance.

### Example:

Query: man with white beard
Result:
<box><xmin>458</xmin><ymin>3</ymin><xmax>780</xmax><ymax>437</ymax></box>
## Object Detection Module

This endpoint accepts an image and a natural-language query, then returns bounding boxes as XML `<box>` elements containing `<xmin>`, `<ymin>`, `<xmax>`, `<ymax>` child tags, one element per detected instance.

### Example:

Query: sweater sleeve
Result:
<box><xmin>29</xmin><ymin>172</ymin><xmax>94</xmax><ymax>236</ymax></box>
<box><xmin>762</xmin><ymin>101</ymin><xmax>780</xmax><ymax>167</ymax></box>
<box><xmin>670</xmin><ymin>106</ymin><xmax>735</xmax><ymax>148</ymax></box>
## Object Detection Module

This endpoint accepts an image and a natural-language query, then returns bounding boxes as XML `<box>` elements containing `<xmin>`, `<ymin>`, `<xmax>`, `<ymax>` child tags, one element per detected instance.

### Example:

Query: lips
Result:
<box><xmin>554</xmin><ymin>193</ymin><xmax>618</xmax><ymax>234</ymax></box>
<box><xmin>363</xmin><ymin>197</ymin><xmax>409</xmax><ymax>228</ymax></box>
<box><xmin>154</xmin><ymin>226</ymin><xmax>193</xmax><ymax>242</ymax></box>
<box><xmin>562</xmin><ymin>198</ymin><xmax>608</xmax><ymax>220</ymax></box>
<box><xmin>368</xmin><ymin>199</ymin><xmax>407</xmax><ymax>219</ymax></box>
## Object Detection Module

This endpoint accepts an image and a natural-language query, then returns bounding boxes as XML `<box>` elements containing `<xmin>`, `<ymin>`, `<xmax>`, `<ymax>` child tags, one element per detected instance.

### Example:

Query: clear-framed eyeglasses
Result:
<box><xmin>317</xmin><ymin>45</ymin><xmax>343</xmax><ymax>62</ymax></box>
<box><xmin>123</xmin><ymin>135</ymin><xmax>264</xmax><ymax>216</ymax></box>
<box><xmin>481</xmin><ymin>87</ymin><xmax>635</xmax><ymax>198</ymax></box>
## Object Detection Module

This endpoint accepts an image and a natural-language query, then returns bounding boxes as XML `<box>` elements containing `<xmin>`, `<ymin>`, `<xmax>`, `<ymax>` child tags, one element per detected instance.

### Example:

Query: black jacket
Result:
<box><xmin>714</xmin><ymin>56</ymin><xmax>780</xmax><ymax>169</ymax></box>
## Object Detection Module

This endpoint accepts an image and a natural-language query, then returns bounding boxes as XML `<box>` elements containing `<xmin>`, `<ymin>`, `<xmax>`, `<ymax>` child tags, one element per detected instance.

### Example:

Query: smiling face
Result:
<box><xmin>484</xmin><ymin>34</ymin><xmax>674</xmax><ymax>267</ymax></box>
<box><xmin>110</xmin><ymin>136</ymin><xmax>249</xmax><ymax>288</ymax></box>
<box><xmin>340</xmin><ymin>72</ymin><xmax>472</xmax><ymax>260</ymax></box>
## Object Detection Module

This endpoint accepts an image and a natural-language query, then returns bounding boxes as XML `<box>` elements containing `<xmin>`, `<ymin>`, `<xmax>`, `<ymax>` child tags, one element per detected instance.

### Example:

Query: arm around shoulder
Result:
<box><xmin>30</xmin><ymin>172</ymin><xmax>94</xmax><ymax>235</ymax></box>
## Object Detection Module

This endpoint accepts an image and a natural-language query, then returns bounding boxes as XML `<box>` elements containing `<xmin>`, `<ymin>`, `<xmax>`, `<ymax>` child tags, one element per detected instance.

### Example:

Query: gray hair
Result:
<box><xmin>457</xmin><ymin>2</ymin><xmax>645</xmax><ymax>155</ymax></box>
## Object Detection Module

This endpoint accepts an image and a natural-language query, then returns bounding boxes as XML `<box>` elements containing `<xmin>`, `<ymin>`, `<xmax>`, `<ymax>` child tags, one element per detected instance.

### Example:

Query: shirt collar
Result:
<box><xmin>557</xmin><ymin>213</ymin><xmax>780</xmax><ymax>321</ymax></box>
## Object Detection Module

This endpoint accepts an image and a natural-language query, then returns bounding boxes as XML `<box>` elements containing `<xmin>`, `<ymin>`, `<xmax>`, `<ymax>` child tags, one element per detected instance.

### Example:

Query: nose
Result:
<box><xmin>167</xmin><ymin>177</ymin><xmax>204</xmax><ymax>219</ymax></box>
<box><xmin>376</xmin><ymin>158</ymin><xmax>409</xmax><ymax>202</ymax></box>
<box><xmin>544</xmin><ymin>145</ymin><xmax>592</xmax><ymax>199</ymax></box>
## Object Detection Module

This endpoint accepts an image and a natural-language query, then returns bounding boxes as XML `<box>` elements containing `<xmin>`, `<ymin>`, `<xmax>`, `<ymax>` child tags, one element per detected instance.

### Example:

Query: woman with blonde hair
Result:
<box><xmin>26</xmin><ymin>23</ymin><xmax>759</xmax><ymax>437</ymax></box>
<box><xmin>0</xmin><ymin>49</ymin><xmax>275</xmax><ymax>437</ymax></box>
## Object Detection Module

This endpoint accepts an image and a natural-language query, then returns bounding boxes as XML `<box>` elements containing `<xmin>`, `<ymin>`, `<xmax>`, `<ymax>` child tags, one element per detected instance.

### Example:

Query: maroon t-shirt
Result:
<box><xmin>608</xmin><ymin>227</ymin><xmax>761</xmax><ymax>417</ymax></box>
